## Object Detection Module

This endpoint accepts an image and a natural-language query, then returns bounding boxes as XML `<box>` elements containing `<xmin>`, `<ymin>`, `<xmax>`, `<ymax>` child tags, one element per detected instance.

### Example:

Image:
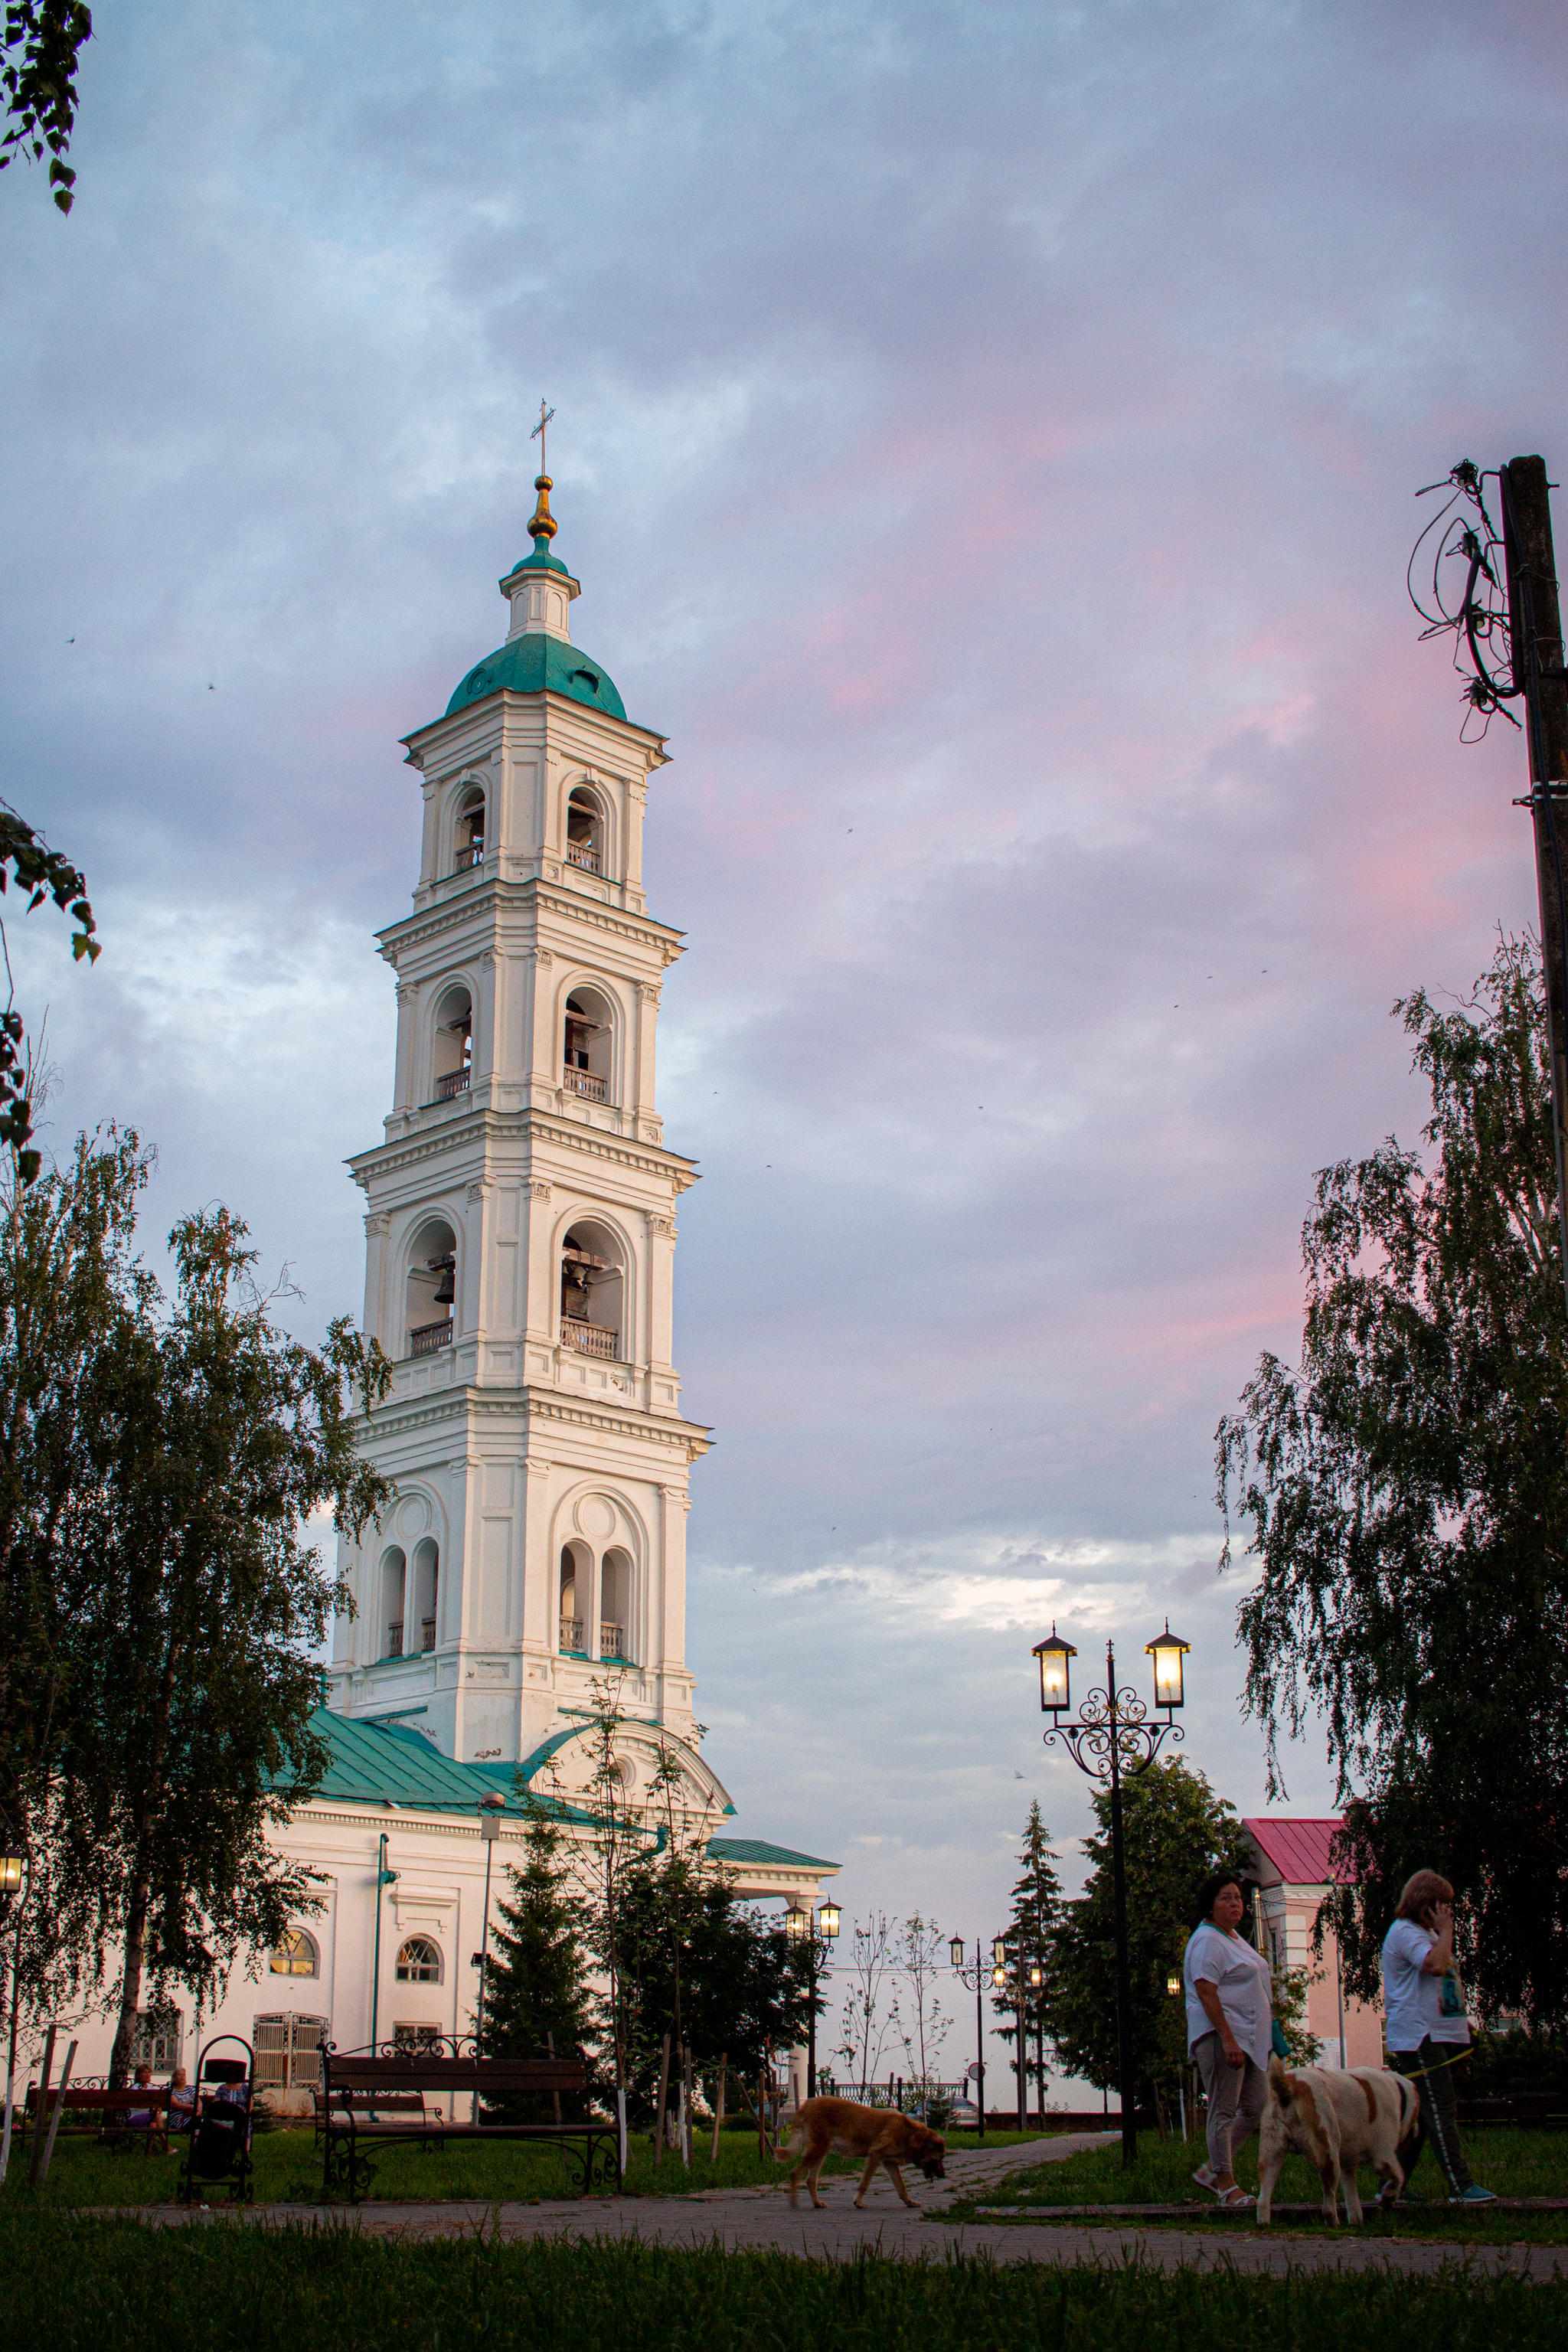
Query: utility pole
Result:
<box><xmin>1501</xmin><ymin>456</ymin><xmax>1568</xmax><ymax>1308</ymax></box>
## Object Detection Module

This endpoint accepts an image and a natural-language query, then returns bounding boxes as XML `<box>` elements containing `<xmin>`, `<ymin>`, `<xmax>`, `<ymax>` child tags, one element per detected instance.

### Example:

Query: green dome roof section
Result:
<box><xmin>446</xmin><ymin>631</ymin><xmax>626</xmax><ymax>721</ymax></box>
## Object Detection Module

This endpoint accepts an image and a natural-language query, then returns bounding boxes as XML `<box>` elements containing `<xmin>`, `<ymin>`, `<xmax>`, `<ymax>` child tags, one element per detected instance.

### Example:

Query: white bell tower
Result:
<box><xmin>328</xmin><ymin>472</ymin><xmax>718</xmax><ymax>1785</ymax></box>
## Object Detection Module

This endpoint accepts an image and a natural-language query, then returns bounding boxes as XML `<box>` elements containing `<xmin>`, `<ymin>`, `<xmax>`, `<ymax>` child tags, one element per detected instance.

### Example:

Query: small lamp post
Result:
<box><xmin>1031</xmin><ymin>1621</ymin><xmax>1191</xmax><ymax>2167</ymax></box>
<box><xmin>785</xmin><ymin>1898</ymin><xmax>837</xmax><ymax>2099</ymax></box>
<box><xmin>949</xmin><ymin>1936</ymin><xmax>1004</xmax><ymax>2141</ymax></box>
<box><xmin>0</xmin><ymin>1852</ymin><xmax>25</xmax><ymax>2190</ymax></box>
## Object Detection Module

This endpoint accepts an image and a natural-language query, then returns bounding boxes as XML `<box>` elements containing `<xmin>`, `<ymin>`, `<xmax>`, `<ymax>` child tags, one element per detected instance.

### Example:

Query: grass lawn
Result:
<box><xmin>0</xmin><ymin>2123</ymin><xmax>1044</xmax><ymax>2210</ymax></box>
<box><xmin>0</xmin><ymin>2216</ymin><xmax>1566</xmax><ymax>2352</ymax></box>
<box><xmin>945</xmin><ymin>2124</ymin><xmax>1568</xmax><ymax>2243</ymax></box>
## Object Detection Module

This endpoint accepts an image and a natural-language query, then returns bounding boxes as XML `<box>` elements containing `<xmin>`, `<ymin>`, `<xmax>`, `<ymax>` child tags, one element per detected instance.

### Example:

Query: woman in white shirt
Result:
<box><xmin>1380</xmin><ymin>1869</ymin><xmax>1494</xmax><ymax>2206</ymax></box>
<box><xmin>1183</xmin><ymin>1871</ymin><xmax>1278</xmax><ymax>2209</ymax></box>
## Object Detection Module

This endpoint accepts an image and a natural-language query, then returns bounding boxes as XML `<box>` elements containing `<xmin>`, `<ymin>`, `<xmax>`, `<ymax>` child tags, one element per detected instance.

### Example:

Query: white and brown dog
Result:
<box><xmin>1256</xmin><ymin>2055</ymin><xmax>1419</xmax><ymax>2224</ymax></box>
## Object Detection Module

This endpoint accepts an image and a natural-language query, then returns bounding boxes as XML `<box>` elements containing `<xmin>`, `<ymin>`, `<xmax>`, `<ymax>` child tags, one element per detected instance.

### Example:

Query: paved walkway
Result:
<box><xmin>106</xmin><ymin>2134</ymin><xmax>1568</xmax><ymax>2279</ymax></box>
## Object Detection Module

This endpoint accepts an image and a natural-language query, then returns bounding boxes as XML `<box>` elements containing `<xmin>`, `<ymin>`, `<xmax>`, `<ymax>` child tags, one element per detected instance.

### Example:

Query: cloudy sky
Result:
<box><xmin>2</xmin><ymin>0</ymin><xmax>1561</xmax><ymax>2090</ymax></box>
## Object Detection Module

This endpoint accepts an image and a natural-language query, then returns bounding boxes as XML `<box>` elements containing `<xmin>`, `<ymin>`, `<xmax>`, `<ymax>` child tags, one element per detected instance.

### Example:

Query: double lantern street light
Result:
<box><xmin>783</xmin><ymin>1898</ymin><xmax>840</xmax><ymax>2101</ymax></box>
<box><xmin>1031</xmin><ymin>1619</ymin><xmax>1191</xmax><ymax>2169</ymax></box>
<box><xmin>949</xmin><ymin>1933</ymin><xmax>1047</xmax><ymax>2140</ymax></box>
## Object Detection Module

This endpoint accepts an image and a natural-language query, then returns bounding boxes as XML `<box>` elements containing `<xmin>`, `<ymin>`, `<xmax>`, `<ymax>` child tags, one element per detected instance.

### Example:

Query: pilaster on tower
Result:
<box><xmin>328</xmin><ymin>480</ymin><xmax>724</xmax><ymax>1819</ymax></box>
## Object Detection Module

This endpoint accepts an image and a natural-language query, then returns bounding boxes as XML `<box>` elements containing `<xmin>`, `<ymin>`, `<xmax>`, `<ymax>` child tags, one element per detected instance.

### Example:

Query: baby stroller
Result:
<box><xmin>179</xmin><ymin>2036</ymin><xmax>255</xmax><ymax>2205</ymax></box>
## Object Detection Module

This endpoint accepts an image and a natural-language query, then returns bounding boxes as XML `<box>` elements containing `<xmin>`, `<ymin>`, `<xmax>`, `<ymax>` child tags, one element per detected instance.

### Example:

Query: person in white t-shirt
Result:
<box><xmin>1381</xmin><ymin>1868</ymin><xmax>1494</xmax><ymax>2206</ymax></box>
<box><xmin>1183</xmin><ymin>1871</ymin><xmax>1279</xmax><ymax>2210</ymax></box>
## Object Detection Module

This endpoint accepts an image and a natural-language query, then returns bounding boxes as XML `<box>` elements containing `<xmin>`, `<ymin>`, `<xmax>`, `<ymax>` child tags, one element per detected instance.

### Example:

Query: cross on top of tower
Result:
<box><xmin>528</xmin><ymin>400</ymin><xmax>558</xmax><ymax>544</ymax></box>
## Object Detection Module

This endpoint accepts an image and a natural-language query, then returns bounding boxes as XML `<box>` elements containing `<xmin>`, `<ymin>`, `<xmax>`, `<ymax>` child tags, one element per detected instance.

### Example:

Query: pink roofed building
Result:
<box><xmin>1239</xmin><ymin>1816</ymin><xmax>1383</xmax><ymax>2068</ymax></box>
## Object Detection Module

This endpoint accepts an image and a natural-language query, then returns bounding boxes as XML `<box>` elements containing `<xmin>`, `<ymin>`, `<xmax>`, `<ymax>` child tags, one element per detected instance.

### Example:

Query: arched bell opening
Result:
<box><xmin>558</xmin><ymin>1540</ymin><xmax>592</xmax><ymax>1656</ymax></box>
<box><xmin>411</xmin><ymin>1537</ymin><xmax>439</xmax><ymax>1652</ymax></box>
<box><xmin>559</xmin><ymin>1219</ymin><xmax>624</xmax><ymax>1362</ymax></box>
<box><xmin>599</xmin><ymin>1546</ymin><xmax>633</xmax><ymax>1661</ymax></box>
<box><xmin>565</xmin><ymin>786</ymin><xmax>606</xmax><ymax>876</ymax></box>
<box><xmin>379</xmin><ymin>1544</ymin><xmax>407</xmax><ymax>1658</ymax></box>
<box><xmin>562</xmin><ymin>984</ymin><xmax>614</xmax><ymax>1105</ymax></box>
<box><xmin>454</xmin><ymin>786</ymin><xmax>485</xmax><ymax>871</ymax></box>
<box><xmin>407</xmin><ymin>1217</ymin><xmax>457</xmax><ymax>1358</ymax></box>
<box><xmin>432</xmin><ymin>983</ymin><xmax>472</xmax><ymax>1102</ymax></box>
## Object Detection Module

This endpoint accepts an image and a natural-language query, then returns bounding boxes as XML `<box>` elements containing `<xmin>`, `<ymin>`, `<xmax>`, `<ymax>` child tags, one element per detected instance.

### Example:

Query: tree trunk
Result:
<box><xmin>107</xmin><ymin>1850</ymin><xmax>153</xmax><ymax>2089</ymax></box>
<box><xmin>710</xmin><ymin>2054</ymin><xmax>726</xmax><ymax>2164</ymax></box>
<box><xmin>655</xmin><ymin>2031</ymin><xmax>671</xmax><ymax>2158</ymax></box>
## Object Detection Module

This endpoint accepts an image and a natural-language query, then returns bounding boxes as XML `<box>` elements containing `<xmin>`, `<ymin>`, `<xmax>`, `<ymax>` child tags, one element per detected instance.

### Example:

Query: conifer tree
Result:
<box><xmin>482</xmin><ymin>1801</ymin><xmax>598</xmax><ymax>2120</ymax></box>
<box><xmin>990</xmin><ymin>1801</ymin><xmax>1060</xmax><ymax>2112</ymax></box>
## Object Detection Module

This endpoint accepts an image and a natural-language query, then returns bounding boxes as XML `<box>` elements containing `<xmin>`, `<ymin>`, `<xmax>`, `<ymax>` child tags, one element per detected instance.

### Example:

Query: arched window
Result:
<box><xmin>379</xmin><ymin>1545</ymin><xmax>407</xmax><ymax>1655</ymax></box>
<box><xmin>560</xmin><ymin>1220</ymin><xmax>624</xmax><ymax>1361</ymax></box>
<box><xmin>412</xmin><ymin>1537</ymin><xmax>439</xmax><ymax>1653</ymax></box>
<box><xmin>600</xmin><ymin>1547</ymin><xmax>632</xmax><ymax>1661</ymax></box>
<box><xmin>565</xmin><ymin>786</ymin><xmax>606</xmax><ymax>876</ymax></box>
<box><xmin>395</xmin><ymin>1936</ymin><xmax>442</xmax><ymax>1983</ymax></box>
<box><xmin>558</xmin><ymin>1541</ymin><xmax>590</xmax><ymax>1655</ymax></box>
<box><xmin>407</xmin><ymin>1217</ymin><xmax>457</xmax><ymax>1357</ymax></box>
<box><xmin>270</xmin><ymin>1928</ymin><xmax>320</xmax><ymax>1978</ymax></box>
<box><xmin>561</xmin><ymin>985</ymin><xmax>614</xmax><ymax>1105</ymax></box>
<box><xmin>432</xmin><ymin>982</ymin><xmax>472</xmax><ymax>1102</ymax></box>
<box><xmin>454</xmin><ymin>786</ymin><xmax>485</xmax><ymax>871</ymax></box>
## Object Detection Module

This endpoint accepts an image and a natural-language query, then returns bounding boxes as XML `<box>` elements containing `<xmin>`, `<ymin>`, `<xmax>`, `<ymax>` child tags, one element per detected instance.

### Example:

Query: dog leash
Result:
<box><xmin>1392</xmin><ymin>2049</ymin><xmax>1472</xmax><ymax>2083</ymax></box>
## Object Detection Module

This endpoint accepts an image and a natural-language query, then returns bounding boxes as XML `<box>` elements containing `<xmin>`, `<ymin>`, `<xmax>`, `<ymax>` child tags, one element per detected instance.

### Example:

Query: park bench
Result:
<box><xmin>1455</xmin><ymin>2092</ymin><xmax>1568</xmax><ymax>2130</ymax></box>
<box><xmin>21</xmin><ymin>2082</ymin><xmax>172</xmax><ymax>2154</ymax></box>
<box><xmin>310</xmin><ymin>2086</ymin><xmax>440</xmax><ymax>2150</ymax></box>
<box><xmin>318</xmin><ymin>2043</ymin><xmax>620</xmax><ymax>2202</ymax></box>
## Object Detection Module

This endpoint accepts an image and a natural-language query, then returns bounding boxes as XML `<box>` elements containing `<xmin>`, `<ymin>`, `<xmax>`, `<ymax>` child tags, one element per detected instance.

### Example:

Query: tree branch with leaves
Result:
<box><xmin>1217</xmin><ymin>933</ymin><xmax>1568</xmax><ymax>2021</ymax></box>
<box><xmin>1</xmin><ymin>1</ymin><xmax>92</xmax><ymax>214</ymax></box>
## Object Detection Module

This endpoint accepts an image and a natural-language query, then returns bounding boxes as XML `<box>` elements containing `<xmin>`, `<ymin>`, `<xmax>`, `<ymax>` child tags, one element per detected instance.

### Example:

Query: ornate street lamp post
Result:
<box><xmin>1031</xmin><ymin>1619</ymin><xmax>1191</xmax><ymax>2167</ymax></box>
<box><xmin>948</xmin><ymin>1936</ymin><xmax>1000</xmax><ymax>2141</ymax></box>
<box><xmin>784</xmin><ymin>1897</ymin><xmax>839</xmax><ymax>2099</ymax></box>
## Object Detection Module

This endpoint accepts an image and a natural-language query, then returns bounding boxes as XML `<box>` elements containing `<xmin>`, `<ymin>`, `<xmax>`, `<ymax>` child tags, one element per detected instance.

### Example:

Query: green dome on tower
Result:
<box><xmin>446</xmin><ymin>474</ymin><xmax>626</xmax><ymax>720</ymax></box>
<box><xmin>446</xmin><ymin>633</ymin><xmax>626</xmax><ymax>720</ymax></box>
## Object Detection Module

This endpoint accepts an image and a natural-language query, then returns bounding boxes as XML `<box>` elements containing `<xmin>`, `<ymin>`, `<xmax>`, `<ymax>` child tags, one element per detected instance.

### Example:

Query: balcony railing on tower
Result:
<box><xmin>564</xmin><ymin>1067</ymin><xmax>608</xmax><ymax>1102</ymax></box>
<box><xmin>388</xmin><ymin>1621</ymin><xmax>403</xmax><ymax>1658</ymax></box>
<box><xmin>561</xmin><ymin>1316</ymin><xmax>618</xmax><ymax>1360</ymax></box>
<box><xmin>565</xmin><ymin>838</ymin><xmax>601</xmax><ymax>874</ymax></box>
<box><xmin>420</xmin><ymin>1617</ymin><xmax>436</xmax><ymax>1652</ymax></box>
<box><xmin>410</xmin><ymin>1318</ymin><xmax>452</xmax><ymax>1358</ymax></box>
<box><xmin>436</xmin><ymin>1067</ymin><xmax>471</xmax><ymax>1101</ymax></box>
<box><xmin>599</xmin><ymin>1621</ymin><xmax>625</xmax><ymax>1659</ymax></box>
<box><xmin>559</xmin><ymin>1615</ymin><xmax>584</xmax><ymax>1654</ymax></box>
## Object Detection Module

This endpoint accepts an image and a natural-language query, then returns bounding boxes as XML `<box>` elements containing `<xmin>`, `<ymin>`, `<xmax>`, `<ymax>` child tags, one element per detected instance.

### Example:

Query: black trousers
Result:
<box><xmin>1388</xmin><ymin>2038</ymin><xmax>1474</xmax><ymax>2197</ymax></box>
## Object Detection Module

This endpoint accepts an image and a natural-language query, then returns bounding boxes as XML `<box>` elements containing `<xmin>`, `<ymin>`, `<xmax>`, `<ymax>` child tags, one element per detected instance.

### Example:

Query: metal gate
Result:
<box><xmin>253</xmin><ymin>2012</ymin><xmax>329</xmax><ymax>2090</ymax></box>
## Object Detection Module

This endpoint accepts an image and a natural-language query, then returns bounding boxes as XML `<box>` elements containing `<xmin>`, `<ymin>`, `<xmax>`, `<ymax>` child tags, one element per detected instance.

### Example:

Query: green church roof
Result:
<box><xmin>298</xmin><ymin>1708</ymin><xmax>547</xmax><ymax>1815</ymax></box>
<box><xmin>446</xmin><ymin>632</ymin><xmax>626</xmax><ymax>722</ymax></box>
<box><xmin>288</xmin><ymin>1710</ymin><xmax>837</xmax><ymax>1870</ymax></box>
<box><xmin>707</xmin><ymin>1838</ymin><xmax>840</xmax><ymax>1871</ymax></box>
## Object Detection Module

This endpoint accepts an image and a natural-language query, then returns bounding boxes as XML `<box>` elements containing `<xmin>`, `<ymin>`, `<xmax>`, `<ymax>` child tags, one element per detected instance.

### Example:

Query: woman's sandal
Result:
<box><xmin>1191</xmin><ymin>2164</ymin><xmax>1217</xmax><ymax>2194</ymax></box>
<box><xmin>1217</xmin><ymin>2186</ymin><xmax>1254</xmax><ymax>2210</ymax></box>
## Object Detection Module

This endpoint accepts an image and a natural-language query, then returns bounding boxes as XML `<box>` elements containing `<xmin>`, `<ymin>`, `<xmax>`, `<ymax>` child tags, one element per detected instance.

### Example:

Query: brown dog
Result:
<box><xmin>779</xmin><ymin>2094</ymin><xmax>947</xmax><ymax>2210</ymax></box>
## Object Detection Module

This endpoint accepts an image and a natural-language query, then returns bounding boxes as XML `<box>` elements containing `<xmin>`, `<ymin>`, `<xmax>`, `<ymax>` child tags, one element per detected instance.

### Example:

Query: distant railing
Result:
<box><xmin>388</xmin><ymin>1622</ymin><xmax>403</xmax><ymax>1658</ymax></box>
<box><xmin>562</xmin><ymin>1316</ymin><xmax>618</xmax><ymax>1360</ymax></box>
<box><xmin>565</xmin><ymin>838</ymin><xmax>601</xmax><ymax>874</ymax></box>
<box><xmin>559</xmin><ymin>1616</ymin><xmax>584</xmax><ymax>1653</ymax></box>
<box><xmin>420</xmin><ymin>1617</ymin><xmax>436</xmax><ymax>1652</ymax></box>
<box><xmin>436</xmin><ymin>1067</ymin><xmax>471</xmax><ymax>1100</ymax></box>
<box><xmin>410</xmin><ymin>1319</ymin><xmax>452</xmax><ymax>1357</ymax></box>
<box><xmin>564</xmin><ymin>1067</ymin><xmax>608</xmax><ymax>1102</ymax></box>
<box><xmin>599</xmin><ymin>1622</ymin><xmax>625</xmax><ymax>1659</ymax></box>
<box><xmin>458</xmin><ymin>841</ymin><xmax>483</xmax><ymax>867</ymax></box>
